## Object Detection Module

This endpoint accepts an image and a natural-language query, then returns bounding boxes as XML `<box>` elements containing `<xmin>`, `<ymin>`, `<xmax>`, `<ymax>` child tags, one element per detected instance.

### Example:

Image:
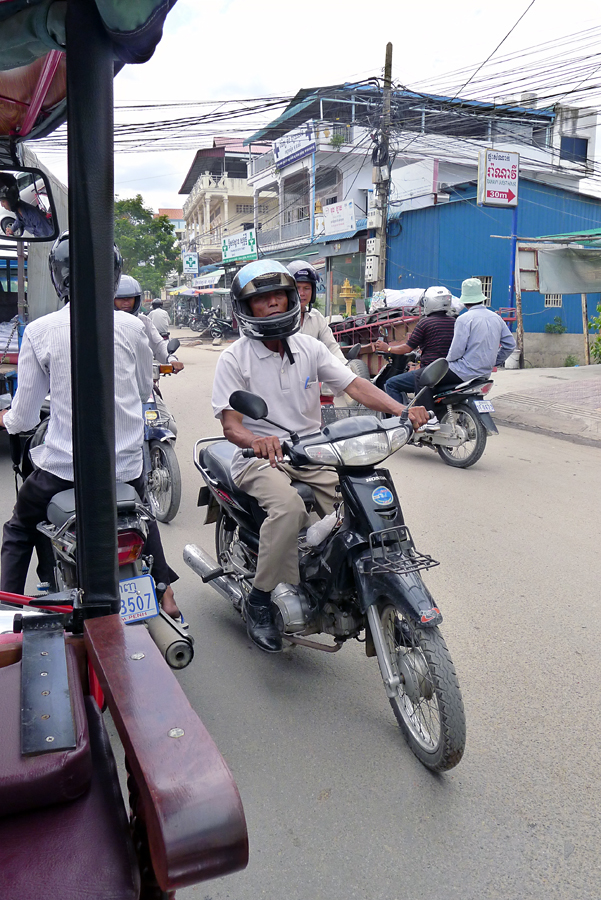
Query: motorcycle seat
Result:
<box><xmin>435</xmin><ymin>375</ymin><xmax>490</xmax><ymax>395</ymax></box>
<box><xmin>47</xmin><ymin>484</ymin><xmax>142</xmax><ymax>529</ymax></box>
<box><xmin>204</xmin><ymin>442</ymin><xmax>316</xmax><ymax>510</ymax></box>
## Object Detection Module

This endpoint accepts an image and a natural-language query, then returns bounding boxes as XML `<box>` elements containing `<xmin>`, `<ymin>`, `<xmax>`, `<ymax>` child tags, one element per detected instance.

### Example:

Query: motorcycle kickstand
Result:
<box><xmin>366</xmin><ymin>605</ymin><xmax>400</xmax><ymax>698</ymax></box>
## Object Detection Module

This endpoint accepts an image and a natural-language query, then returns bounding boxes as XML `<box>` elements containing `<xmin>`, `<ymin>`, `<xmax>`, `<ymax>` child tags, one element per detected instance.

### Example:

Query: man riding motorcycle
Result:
<box><xmin>0</xmin><ymin>233</ymin><xmax>181</xmax><ymax>619</ymax></box>
<box><xmin>147</xmin><ymin>298</ymin><xmax>171</xmax><ymax>337</ymax></box>
<box><xmin>211</xmin><ymin>259</ymin><xmax>429</xmax><ymax>654</ymax></box>
<box><xmin>287</xmin><ymin>260</ymin><xmax>346</xmax><ymax>363</ymax></box>
<box><xmin>374</xmin><ymin>286</ymin><xmax>456</xmax><ymax>412</ymax></box>
<box><xmin>418</xmin><ymin>277</ymin><xmax>516</xmax><ymax>411</ymax></box>
<box><xmin>114</xmin><ymin>274</ymin><xmax>183</xmax><ymax>434</ymax></box>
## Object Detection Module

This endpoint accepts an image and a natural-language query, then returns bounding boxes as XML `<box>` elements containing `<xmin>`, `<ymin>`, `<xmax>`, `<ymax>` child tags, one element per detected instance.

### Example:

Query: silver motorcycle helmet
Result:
<box><xmin>422</xmin><ymin>286</ymin><xmax>452</xmax><ymax>316</ymax></box>
<box><xmin>231</xmin><ymin>259</ymin><xmax>300</xmax><ymax>341</ymax></box>
<box><xmin>115</xmin><ymin>274</ymin><xmax>143</xmax><ymax>315</ymax></box>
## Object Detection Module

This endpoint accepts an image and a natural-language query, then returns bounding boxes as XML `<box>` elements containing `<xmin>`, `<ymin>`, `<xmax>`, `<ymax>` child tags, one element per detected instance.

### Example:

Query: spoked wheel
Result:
<box><xmin>380</xmin><ymin>605</ymin><xmax>466</xmax><ymax>771</ymax></box>
<box><xmin>437</xmin><ymin>403</ymin><xmax>486</xmax><ymax>468</ymax></box>
<box><xmin>147</xmin><ymin>440</ymin><xmax>182</xmax><ymax>523</ymax></box>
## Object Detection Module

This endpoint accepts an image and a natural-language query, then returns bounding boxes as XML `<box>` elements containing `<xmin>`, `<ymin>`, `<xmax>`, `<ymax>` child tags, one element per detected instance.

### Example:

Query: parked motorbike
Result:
<box><xmin>184</xmin><ymin>359</ymin><xmax>466</xmax><ymax>772</ymax></box>
<box><xmin>144</xmin><ymin>343</ymin><xmax>182</xmax><ymax>523</ymax></box>
<box><xmin>375</xmin><ymin>351</ymin><xmax>497</xmax><ymax>468</ymax></box>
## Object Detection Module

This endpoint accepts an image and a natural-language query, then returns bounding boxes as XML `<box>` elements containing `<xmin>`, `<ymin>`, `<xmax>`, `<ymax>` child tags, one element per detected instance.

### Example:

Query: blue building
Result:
<box><xmin>386</xmin><ymin>178</ymin><xmax>601</xmax><ymax>335</ymax></box>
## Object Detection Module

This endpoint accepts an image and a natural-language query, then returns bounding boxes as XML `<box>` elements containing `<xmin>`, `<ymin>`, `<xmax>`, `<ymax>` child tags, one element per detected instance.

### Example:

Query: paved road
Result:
<box><xmin>1</xmin><ymin>344</ymin><xmax>600</xmax><ymax>900</ymax></box>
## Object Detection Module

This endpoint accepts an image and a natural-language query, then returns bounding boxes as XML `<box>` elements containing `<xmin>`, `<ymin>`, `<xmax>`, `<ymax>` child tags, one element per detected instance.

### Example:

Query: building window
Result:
<box><xmin>560</xmin><ymin>136</ymin><xmax>588</xmax><ymax>164</ymax></box>
<box><xmin>545</xmin><ymin>293</ymin><xmax>563</xmax><ymax>308</ymax></box>
<box><xmin>472</xmin><ymin>276</ymin><xmax>492</xmax><ymax>306</ymax></box>
<box><xmin>236</xmin><ymin>203</ymin><xmax>268</xmax><ymax>215</ymax></box>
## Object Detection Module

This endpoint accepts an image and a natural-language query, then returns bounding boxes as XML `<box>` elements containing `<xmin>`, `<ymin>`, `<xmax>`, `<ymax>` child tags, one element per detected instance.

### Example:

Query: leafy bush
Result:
<box><xmin>589</xmin><ymin>301</ymin><xmax>601</xmax><ymax>363</ymax></box>
<box><xmin>564</xmin><ymin>354</ymin><xmax>578</xmax><ymax>367</ymax></box>
<box><xmin>544</xmin><ymin>316</ymin><xmax>567</xmax><ymax>334</ymax></box>
<box><xmin>329</xmin><ymin>133</ymin><xmax>345</xmax><ymax>150</ymax></box>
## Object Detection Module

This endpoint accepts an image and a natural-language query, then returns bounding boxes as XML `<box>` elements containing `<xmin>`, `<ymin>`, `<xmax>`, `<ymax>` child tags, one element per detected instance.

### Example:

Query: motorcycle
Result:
<box><xmin>184</xmin><ymin>359</ymin><xmax>466</xmax><ymax>772</ymax></box>
<box><xmin>7</xmin><ymin>481</ymin><xmax>195</xmax><ymax>669</ymax></box>
<box><xmin>375</xmin><ymin>350</ymin><xmax>498</xmax><ymax>468</ymax></box>
<box><xmin>144</xmin><ymin>339</ymin><xmax>182</xmax><ymax>523</ymax></box>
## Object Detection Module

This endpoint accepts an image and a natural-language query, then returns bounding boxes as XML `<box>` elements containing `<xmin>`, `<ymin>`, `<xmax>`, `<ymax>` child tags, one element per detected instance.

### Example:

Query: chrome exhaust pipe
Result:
<box><xmin>146</xmin><ymin>609</ymin><xmax>194</xmax><ymax>669</ymax></box>
<box><xmin>183</xmin><ymin>543</ymin><xmax>244</xmax><ymax>607</ymax></box>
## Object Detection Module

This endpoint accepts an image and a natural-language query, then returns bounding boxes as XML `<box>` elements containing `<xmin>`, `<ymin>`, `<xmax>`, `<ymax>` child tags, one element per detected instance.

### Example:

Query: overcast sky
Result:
<box><xmin>34</xmin><ymin>0</ymin><xmax>601</xmax><ymax>212</ymax></box>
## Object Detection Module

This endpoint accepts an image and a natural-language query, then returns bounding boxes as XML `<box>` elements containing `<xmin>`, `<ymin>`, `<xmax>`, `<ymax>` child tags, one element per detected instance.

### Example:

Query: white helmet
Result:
<box><xmin>422</xmin><ymin>286</ymin><xmax>452</xmax><ymax>316</ymax></box>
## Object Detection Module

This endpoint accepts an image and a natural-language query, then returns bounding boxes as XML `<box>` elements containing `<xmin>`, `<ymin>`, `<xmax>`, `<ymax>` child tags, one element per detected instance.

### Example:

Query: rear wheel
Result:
<box><xmin>380</xmin><ymin>605</ymin><xmax>466</xmax><ymax>771</ymax></box>
<box><xmin>437</xmin><ymin>403</ymin><xmax>486</xmax><ymax>468</ymax></box>
<box><xmin>147</xmin><ymin>440</ymin><xmax>181</xmax><ymax>523</ymax></box>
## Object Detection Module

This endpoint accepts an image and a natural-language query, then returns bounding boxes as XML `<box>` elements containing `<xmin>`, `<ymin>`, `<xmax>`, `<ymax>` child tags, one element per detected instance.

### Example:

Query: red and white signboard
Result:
<box><xmin>477</xmin><ymin>149</ymin><xmax>519</xmax><ymax>208</ymax></box>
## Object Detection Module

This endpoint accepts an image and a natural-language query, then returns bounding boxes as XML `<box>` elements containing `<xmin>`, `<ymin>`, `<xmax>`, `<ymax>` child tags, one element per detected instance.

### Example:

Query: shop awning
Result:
<box><xmin>194</xmin><ymin>268</ymin><xmax>225</xmax><ymax>288</ymax></box>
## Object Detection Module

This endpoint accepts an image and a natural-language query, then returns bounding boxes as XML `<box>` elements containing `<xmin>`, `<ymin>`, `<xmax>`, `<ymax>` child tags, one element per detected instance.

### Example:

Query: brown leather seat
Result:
<box><xmin>0</xmin><ymin>696</ymin><xmax>140</xmax><ymax>900</ymax></box>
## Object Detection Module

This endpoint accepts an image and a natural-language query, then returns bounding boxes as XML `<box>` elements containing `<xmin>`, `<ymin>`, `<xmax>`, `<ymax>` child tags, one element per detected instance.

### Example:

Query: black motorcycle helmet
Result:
<box><xmin>151</xmin><ymin>298</ymin><xmax>163</xmax><ymax>309</ymax></box>
<box><xmin>230</xmin><ymin>259</ymin><xmax>300</xmax><ymax>342</ymax></box>
<box><xmin>0</xmin><ymin>173</ymin><xmax>19</xmax><ymax>209</ymax></box>
<box><xmin>287</xmin><ymin>260</ymin><xmax>318</xmax><ymax>308</ymax></box>
<box><xmin>49</xmin><ymin>231</ymin><xmax>123</xmax><ymax>303</ymax></box>
<box><xmin>115</xmin><ymin>274</ymin><xmax>142</xmax><ymax>315</ymax></box>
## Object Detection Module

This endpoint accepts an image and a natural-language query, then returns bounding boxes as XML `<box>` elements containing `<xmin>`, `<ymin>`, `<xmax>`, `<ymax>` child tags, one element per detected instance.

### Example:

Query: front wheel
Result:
<box><xmin>147</xmin><ymin>440</ymin><xmax>182</xmax><ymax>523</ymax></box>
<box><xmin>380</xmin><ymin>605</ymin><xmax>466</xmax><ymax>771</ymax></box>
<box><xmin>437</xmin><ymin>403</ymin><xmax>486</xmax><ymax>468</ymax></box>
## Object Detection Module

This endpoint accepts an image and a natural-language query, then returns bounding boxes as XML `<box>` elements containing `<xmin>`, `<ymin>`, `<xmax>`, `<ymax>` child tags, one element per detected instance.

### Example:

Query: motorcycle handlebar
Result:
<box><xmin>241</xmin><ymin>448</ymin><xmax>256</xmax><ymax>458</ymax></box>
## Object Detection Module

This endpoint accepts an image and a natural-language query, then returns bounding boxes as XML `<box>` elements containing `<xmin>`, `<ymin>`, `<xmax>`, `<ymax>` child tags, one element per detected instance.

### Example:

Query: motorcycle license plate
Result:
<box><xmin>119</xmin><ymin>575</ymin><xmax>159</xmax><ymax>624</ymax></box>
<box><xmin>474</xmin><ymin>400</ymin><xmax>495</xmax><ymax>413</ymax></box>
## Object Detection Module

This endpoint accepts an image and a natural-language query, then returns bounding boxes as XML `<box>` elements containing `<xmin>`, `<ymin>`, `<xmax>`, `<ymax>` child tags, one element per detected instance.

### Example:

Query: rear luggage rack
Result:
<box><xmin>362</xmin><ymin>526</ymin><xmax>440</xmax><ymax>575</ymax></box>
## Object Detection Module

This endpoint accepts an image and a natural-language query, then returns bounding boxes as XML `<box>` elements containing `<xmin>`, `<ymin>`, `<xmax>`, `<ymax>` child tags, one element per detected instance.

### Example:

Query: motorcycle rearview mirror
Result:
<box><xmin>346</xmin><ymin>343</ymin><xmax>361</xmax><ymax>362</ymax></box>
<box><xmin>0</xmin><ymin>166</ymin><xmax>59</xmax><ymax>242</ymax></box>
<box><xmin>229</xmin><ymin>390</ymin><xmax>300</xmax><ymax>444</ymax></box>
<box><xmin>229</xmin><ymin>390</ymin><xmax>268</xmax><ymax>420</ymax></box>
<box><xmin>166</xmin><ymin>338</ymin><xmax>180</xmax><ymax>354</ymax></box>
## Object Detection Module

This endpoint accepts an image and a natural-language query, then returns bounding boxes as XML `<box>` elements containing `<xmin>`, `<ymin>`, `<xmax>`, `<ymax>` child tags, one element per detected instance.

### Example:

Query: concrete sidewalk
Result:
<box><xmin>491</xmin><ymin>364</ymin><xmax>601</xmax><ymax>444</ymax></box>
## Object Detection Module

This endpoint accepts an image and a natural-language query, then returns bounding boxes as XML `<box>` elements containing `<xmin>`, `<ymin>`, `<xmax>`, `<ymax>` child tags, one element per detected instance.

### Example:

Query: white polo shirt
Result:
<box><xmin>212</xmin><ymin>333</ymin><xmax>356</xmax><ymax>479</ymax></box>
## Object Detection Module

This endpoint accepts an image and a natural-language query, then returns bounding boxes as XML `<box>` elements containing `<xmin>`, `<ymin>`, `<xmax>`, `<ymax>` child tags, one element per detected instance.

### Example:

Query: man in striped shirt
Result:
<box><xmin>374</xmin><ymin>286</ymin><xmax>456</xmax><ymax>406</ymax></box>
<box><xmin>0</xmin><ymin>233</ymin><xmax>180</xmax><ymax>618</ymax></box>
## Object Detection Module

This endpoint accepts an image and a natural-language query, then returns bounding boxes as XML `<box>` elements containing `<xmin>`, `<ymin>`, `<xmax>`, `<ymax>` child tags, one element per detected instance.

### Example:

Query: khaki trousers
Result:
<box><xmin>234</xmin><ymin>461</ymin><xmax>339</xmax><ymax>592</ymax></box>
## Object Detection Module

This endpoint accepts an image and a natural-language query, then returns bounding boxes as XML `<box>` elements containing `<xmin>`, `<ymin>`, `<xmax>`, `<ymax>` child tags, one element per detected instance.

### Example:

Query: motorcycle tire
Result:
<box><xmin>190</xmin><ymin>320</ymin><xmax>202</xmax><ymax>333</ymax></box>
<box><xmin>147</xmin><ymin>440</ymin><xmax>182</xmax><ymax>523</ymax></box>
<box><xmin>436</xmin><ymin>403</ymin><xmax>487</xmax><ymax>468</ymax></box>
<box><xmin>210</xmin><ymin>326</ymin><xmax>224</xmax><ymax>339</ymax></box>
<box><xmin>379</xmin><ymin>604</ymin><xmax>466</xmax><ymax>771</ymax></box>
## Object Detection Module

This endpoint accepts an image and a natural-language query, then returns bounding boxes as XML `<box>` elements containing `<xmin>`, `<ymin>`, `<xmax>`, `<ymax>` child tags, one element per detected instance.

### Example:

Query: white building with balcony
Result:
<box><xmin>245</xmin><ymin>84</ymin><xmax>597</xmax><ymax>314</ymax></box>
<box><xmin>179</xmin><ymin>139</ymin><xmax>276</xmax><ymax>265</ymax></box>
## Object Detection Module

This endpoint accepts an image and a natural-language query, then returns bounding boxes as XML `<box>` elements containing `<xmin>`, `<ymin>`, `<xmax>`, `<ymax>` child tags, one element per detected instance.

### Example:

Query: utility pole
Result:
<box><xmin>371</xmin><ymin>42</ymin><xmax>393</xmax><ymax>294</ymax></box>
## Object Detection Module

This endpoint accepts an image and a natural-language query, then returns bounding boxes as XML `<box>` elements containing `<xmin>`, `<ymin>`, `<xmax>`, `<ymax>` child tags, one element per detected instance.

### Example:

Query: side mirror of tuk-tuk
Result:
<box><xmin>346</xmin><ymin>343</ymin><xmax>361</xmax><ymax>361</ymax></box>
<box><xmin>167</xmin><ymin>338</ymin><xmax>180</xmax><ymax>354</ymax></box>
<box><xmin>0</xmin><ymin>166</ymin><xmax>59</xmax><ymax>242</ymax></box>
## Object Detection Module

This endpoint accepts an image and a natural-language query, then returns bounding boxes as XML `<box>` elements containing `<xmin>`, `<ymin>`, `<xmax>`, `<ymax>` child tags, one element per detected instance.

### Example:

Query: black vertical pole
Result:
<box><xmin>66</xmin><ymin>0</ymin><xmax>119</xmax><ymax>615</ymax></box>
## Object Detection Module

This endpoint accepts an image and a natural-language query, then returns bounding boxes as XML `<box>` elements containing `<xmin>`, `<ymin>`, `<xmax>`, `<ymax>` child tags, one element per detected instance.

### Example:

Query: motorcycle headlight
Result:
<box><xmin>333</xmin><ymin>432</ymin><xmax>391</xmax><ymax>466</ymax></box>
<box><xmin>304</xmin><ymin>442</ymin><xmax>340</xmax><ymax>465</ymax></box>
<box><xmin>388</xmin><ymin>425</ymin><xmax>411</xmax><ymax>453</ymax></box>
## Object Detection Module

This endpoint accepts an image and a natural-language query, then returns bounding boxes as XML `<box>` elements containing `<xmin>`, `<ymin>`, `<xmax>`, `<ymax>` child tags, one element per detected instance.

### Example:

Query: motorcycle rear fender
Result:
<box><xmin>353</xmin><ymin>560</ymin><xmax>443</xmax><ymax>627</ymax></box>
<box><xmin>464</xmin><ymin>397</ymin><xmax>499</xmax><ymax>435</ymax></box>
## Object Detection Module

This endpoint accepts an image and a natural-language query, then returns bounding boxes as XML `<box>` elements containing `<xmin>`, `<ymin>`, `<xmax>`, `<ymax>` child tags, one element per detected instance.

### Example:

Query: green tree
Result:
<box><xmin>114</xmin><ymin>195</ymin><xmax>181</xmax><ymax>297</ymax></box>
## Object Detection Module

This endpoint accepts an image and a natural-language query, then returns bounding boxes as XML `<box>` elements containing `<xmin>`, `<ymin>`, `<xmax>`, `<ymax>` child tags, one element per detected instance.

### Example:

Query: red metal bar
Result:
<box><xmin>0</xmin><ymin>590</ymin><xmax>72</xmax><ymax>615</ymax></box>
<box><xmin>17</xmin><ymin>50</ymin><xmax>63</xmax><ymax>137</ymax></box>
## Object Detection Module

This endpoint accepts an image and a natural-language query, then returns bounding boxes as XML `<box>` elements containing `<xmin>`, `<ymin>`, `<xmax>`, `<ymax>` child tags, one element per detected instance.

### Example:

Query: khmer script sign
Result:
<box><xmin>273</xmin><ymin>121</ymin><xmax>316</xmax><ymax>169</ymax></box>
